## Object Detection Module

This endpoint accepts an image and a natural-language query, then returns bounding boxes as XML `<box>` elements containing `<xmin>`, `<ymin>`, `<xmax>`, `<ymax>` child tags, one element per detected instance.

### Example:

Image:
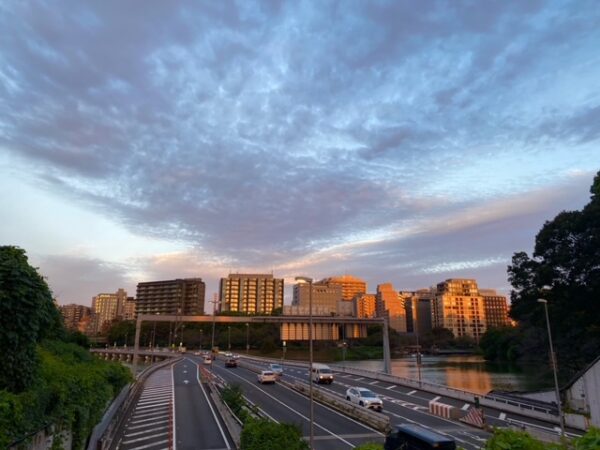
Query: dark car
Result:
<box><xmin>225</xmin><ymin>358</ymin><xmax>237</xmax><ymax>368</ymax></box>
<box><xmin>384</xmin><ymin>424</ymin><xmax>456</xmax><ymax>450</ymax></box>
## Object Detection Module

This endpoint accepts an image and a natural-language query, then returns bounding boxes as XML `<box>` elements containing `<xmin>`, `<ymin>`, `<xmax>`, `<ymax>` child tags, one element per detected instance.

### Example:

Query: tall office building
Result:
<box><xmin>433</xmin><ymin>279</ymin><xmax>486</xmax><ymax>341</ymax></box>
<box><xmin>376</xmin><ymin>283</ymin><xmax>407</xmax><ymax>332</ymax></box>
<box><xmin>480</xmin><ymin>289</ymin><xmax>511</xmax><ymax>328</ymax></box>
<box><xmin>354</xmin><ymin>293</ymin><xmax>377</xmax><ymax>318</ymax></box>
<box><xmin>136</xmin><ymin>278</ymin><xmax>205</xmax><ymax>316</ymax></box>
<box><xmin>122</xmin><ymin>296</ymin><xmax>137</xmax><ymax>320</ymax></box>
<box><xmin>59</xmin><ymin>304</ymin><xmax>91</xmax><ymax>331</ymax></box>
<box><xmin>220</xmin><ymin>274</ymin><xmax>283</xmax><ymax>314</ymax></box>
<box><xmin>292</xmin><ymin>282</ymin><xmax>343</xmax><ymax>314</ymax></box>
<box><xmin>92</xmin><ymin>288</ymin><xmax>128</xmax><ymax>332</ymax></box>
<box><xmin>319</xmin><ymin>275</ymin><xmax>366</xmax><ymax>301</ymax></box>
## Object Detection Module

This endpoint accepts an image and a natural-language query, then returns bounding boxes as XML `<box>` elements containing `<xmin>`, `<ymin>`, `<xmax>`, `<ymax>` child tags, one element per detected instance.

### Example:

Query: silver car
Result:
<box><xmin>258</xmin><ymin>370</ymin><xmax>277</xmax><ymax>384</ymax></box>
<box><xmin>346</xmin><ymin>387</ymin><xmax>383</xmax><ymax>411</ymax></box>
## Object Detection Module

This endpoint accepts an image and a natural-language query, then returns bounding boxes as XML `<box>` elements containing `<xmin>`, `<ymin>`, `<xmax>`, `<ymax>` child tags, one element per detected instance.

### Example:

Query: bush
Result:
<box><xmin>240</xmin><ymin>418</ymin><xmax>309</xmax><ymax>450</ymax></box>
<box><xmin>354</xmin><ymin>443</ymin><xmax>383</xmax><ymax>450</ymax></box>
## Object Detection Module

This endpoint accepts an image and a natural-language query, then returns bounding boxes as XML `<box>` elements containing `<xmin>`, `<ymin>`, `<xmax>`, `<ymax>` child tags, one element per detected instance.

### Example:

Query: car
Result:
<box><xmin>269</xmin><ymin>363</ymin><xmax>283</xmax><ymax>377</ymax></box>
<box><xmin>203</xmin><ymin>356</ymin><xmax>212</xmax><ymax>365</ymax></box>
<box><xmin>194</xmin><ymin>351</ymin><xmax>201</xmax><ymax>356</ymax></box>
<box><xmin>225</xmin><ymin>358</ymin><xmax>237</xmax><ymax>368</ymax></box>
<box><xmin>257</xmin><ymin>370</ymin><xmax>277</xmax><ymax>384</ymax></box>
<box><xmin>346</xmin><ymin>387</ymin><xmax>383</xmax><ymax>411</ymax></box>
<box><xmin>224</xmin><ymin>352</ymin><xmax>233</xmax><ymax>357</ymax></box>
<box><xmin>311</xmin><ymin>363</ymin><xmax>334</xmax><ymax>384</ymax></box>
<box><xmin>232</xmin><ymin>354</ymin><xmax>240</xmax><ymax>359</ymax></box>
<box><xmin>384</xmin><ymin>424</ymin><xmax>456</xmax><ymax>450</ymax></box>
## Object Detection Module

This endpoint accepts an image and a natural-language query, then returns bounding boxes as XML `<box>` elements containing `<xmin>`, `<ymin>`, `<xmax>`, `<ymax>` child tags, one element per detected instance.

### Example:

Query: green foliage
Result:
<box><xmin>0</xmin><ymin>246</ymin><xmax>64</xmax><ymax>393</ymax></box>
<box><xmin>480</xmin><ymin>327</ymin><xmax>521</xmax><ymax>361</ymax></box>
<box><xmin>573</xmin><ymin>427</ymin><xmax>600</xmax><ymax>449</ymax></box>
<box><xmin>221</xmin><ymin>384</ymin><xmax>248</xmax><ymax>422</ymax></box>
<box><xmin>0</xmin><ymin>340</ymin><xmax>132</xmax><ymax>448</ymax></box>
<box><xmin>484</xmin><ymin>428</ymin><xmax>550</xmax><ymax>450</ymax></box>
<box><xmin>354</xmin><ymin>443</ymin><xmax>383</xmax><ymax>450</ymax></box>
<box><xmin>508</xmin><ymin>171</ymin><xmax>600</xmax><ymax>376</ymax></box>
<box><xmin>240</xmin><ymin>418</ymin><xmax>309</xmax><ymax>450</ymax></box>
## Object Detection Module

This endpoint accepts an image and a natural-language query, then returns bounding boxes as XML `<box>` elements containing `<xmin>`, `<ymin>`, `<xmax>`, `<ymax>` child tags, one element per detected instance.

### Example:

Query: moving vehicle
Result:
<box><xmin>257</xmin><ymin>370</ymin><xmax>277</xmax><ymax>384</ymax></box>
<box><xmin>384</xmin><ymin>424</ymin><xmax>456</xmax><ymax>450</ymax></box>
<box><xmin>225</xmin><ymin>358</ymin><xmax>237</xmax><ymax>368</ymax></box>
<box><xmin>203</xmin><ymin>356</ymin><xmax>212</xmax><ymax>365</ymax></box>
<box><xmin>311</xmin><ymin>363</ymin><xmax>334</xmax><ymax>384</ymax></box>
<box><xmin>269</xmin><ymin>363</ymin><xmax>283</xmax><ymax>377</ymax></box>
<box><xmin>345</xmin><ymin>387</ymin><xmax>383</xmax><ymax>411</ymax></box>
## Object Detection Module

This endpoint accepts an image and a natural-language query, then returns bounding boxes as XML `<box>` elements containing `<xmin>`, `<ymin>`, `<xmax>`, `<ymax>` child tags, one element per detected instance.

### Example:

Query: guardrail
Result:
<box><xmin>86</xmin><ymin>357</ymin><xmax>182</xmax><ymax>450</ymax></box>
<box><xmin>232</xmin><ymin>354</ymin><xmax>562</xmax><ymax>426</ymax></box>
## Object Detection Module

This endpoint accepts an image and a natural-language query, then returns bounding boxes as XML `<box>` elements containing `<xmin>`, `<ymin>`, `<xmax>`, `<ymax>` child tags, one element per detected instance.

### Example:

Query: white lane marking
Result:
<box><xmin>190</xmin><ymin>358</ymin><xmax>232</xmax><ymax>450</ymax></box>
<box><xmin>218</xmin><ymin>366</ymin><xmax>368</xmax><ymax>447</ymax></box>
<box><xmin>136</xmin><ymin>398</ymin><xmax>171</xmax><ymax>407</ymax></box>
<box><xmin>171</xmin><ymin>362</ymin><xmax>177</xmax><ymax>450</ymax></box>
<box><xmin>126</xmin><ymin>439</ymin><xmax>170</xmax><ymax>450</ymax></box>
<box><xmin>129</xmin><ymin>414</ymin><xmax>170</xmax><ymax>426</ymax></box>
<box><xmin>136</xmin><ymin>402</ymin><xmax>169</xmax><ymax>410</ymax></box>
<box><xmin>432</xmin><ymin>396</ymin><xmax>441</xmax><ymax>402</ymax></box>
<box><xmin>499</xmin><ymin>412</ymin><xmax>506</xmax><ymax>420</ymax></box>
<box><xmin>183</xmin><ymin>380</ymin><xmax>189</xmax><ymax>384</ymax></box>
<box><xmin>125</xmin><ymin>425</ymin><xmax>168</xmax><ymax>437</ymax></box>
<box><xmin>122</xmin><ymin>431</ymin><xmax>170</xmax><ymax>444</ymax></box>
<box><xmin>127</xmin><ymin>419</ymin><xmax>170</xmax><ymax>430</ymax></box>
<box><xmin>354</xmin><ymin>377</ymin><xmax>364</xmax><ymax>381</ymax></box>
<box><xmin>462</xmin><ymin>403</ymin><xmax>470</xmax><ymax>410</ymax></box>
<box><xmin>407</xmin><ymin>390</ymin><xmax>417</xmax><ymax>395</ymax></box>
<box><xmin>138</xmin><ymin>395</ymin><xmax>172</xmax><ymax>404</ymax></box>
<box><xmin>132</xmin><ymin>407</ymin><xmax>170</xmax><ymax>419</ymax></box>
<box><xmin>369</xmin><ymin>381</ymin><xmax>379</xmax><ymax>385</ymax></box>
<box><xmin>386</xmin><ymin>385</ymin><xmax>397</xmax><ymax>390</ymax></box>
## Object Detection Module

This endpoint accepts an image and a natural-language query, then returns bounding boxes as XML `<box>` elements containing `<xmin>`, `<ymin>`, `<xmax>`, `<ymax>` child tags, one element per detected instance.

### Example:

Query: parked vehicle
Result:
<box><xmin>345</xmin><ymin>387</ymin><xmax>383</xmax><ymax>411</ymax></box>
<box><xmin>269</xmin><ymin>363</ymin><xmax>283</xmax><ymax>377</ymax></box>
<box><xmin>384</xmin><ymin>424</ymin><xmax>456</xmax><ymax>450</ymax></box>
<box><xmin>311</xmin><ymin>363</ymin><xmax>334</xmax><ymax>384</ymax></box>
<box><xmin>257</xmin><ymin>370</ymin><xmax>277</xmax><ymax>384</ymax></box>
<box><xmin>225</xmin><ymin>358</ymin><xmax>237</xmax><ymax>368</ymax></box>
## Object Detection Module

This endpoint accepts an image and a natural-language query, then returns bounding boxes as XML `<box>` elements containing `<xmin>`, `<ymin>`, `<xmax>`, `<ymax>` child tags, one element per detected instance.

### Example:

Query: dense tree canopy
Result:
<box><xmin>507</xmin><ymin>171</ymin><xmax>600</xmax><ymax>376</ymax></box>
<box><xmin>0</xmin><ymin>246</ymin><xmax>64</xmax><ymax>392</ymax></box>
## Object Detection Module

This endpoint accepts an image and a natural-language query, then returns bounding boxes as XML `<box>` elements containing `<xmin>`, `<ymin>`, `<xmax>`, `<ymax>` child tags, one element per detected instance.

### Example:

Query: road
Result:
<box><xmin>202</xmin><ymin>356</ymin><xmax>385</xmax><ymax>449</ymax></box>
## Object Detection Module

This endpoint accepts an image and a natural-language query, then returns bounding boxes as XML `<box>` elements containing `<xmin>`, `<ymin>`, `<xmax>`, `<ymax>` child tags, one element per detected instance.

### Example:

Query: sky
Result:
<box><xmin>1</xmin><ymin>0</ymin><xmax>599</xmax><ymax>307</ymax></box>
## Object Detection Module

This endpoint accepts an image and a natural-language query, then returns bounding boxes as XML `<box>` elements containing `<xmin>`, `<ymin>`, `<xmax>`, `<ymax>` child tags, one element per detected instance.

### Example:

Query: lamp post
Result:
<box><xmin>538</xmin><ymin>298</ymin><xmax>565</xmax><ymax>436</ymax></box>
<box><xmin>296</xmin><ymin>276</ymin><xmax>314</xmax><ymax>450</ymax></box>
<box><xmin>210</xmin><ymin>297</ymin><xmax>220</xmax><ymax>353</ymax></box>
<box><xmin>228</xmin><ymin>326</ymin><xmax>231</xmax><ymax>351</ymax></box>
<box><xmin>245</xmin><ymin>323</ymin><xmax>250</xmax><ymax>354</ymax></box>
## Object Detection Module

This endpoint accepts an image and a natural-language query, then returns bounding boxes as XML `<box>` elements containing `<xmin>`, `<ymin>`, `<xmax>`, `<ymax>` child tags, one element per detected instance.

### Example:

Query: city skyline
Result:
<box><xmin>2</xmin><ymin>1</ymin><xmax>600</xmax><ymax>305</ymax></box>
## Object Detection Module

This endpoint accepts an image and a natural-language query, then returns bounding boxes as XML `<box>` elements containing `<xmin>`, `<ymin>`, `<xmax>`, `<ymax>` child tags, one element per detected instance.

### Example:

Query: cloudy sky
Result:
<box><xmin>1</xmin><ymin>0</ymin><xmax>599</xmax><ymax>306</ymax></box>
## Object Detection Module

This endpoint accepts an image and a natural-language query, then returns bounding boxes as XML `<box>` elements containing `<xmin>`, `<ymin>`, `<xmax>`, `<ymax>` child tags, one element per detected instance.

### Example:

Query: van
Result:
<box><xmin>311</xmin><ymin>363</ymin><xmax>334</xmax><ymax>384</ymax></box>
<box><xmin>384</xmin><ymin>424</ymin><xmax>456</xmax><ymax>450</ymax></box>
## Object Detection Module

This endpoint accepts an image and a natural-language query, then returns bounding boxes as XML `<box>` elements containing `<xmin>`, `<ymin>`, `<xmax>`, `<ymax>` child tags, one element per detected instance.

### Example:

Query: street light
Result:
<box><xmin>538</xmin><ymin>298</ymin><xmax>565</xmax><ymax>436</ymax></box>
<box><xmin>245</xmin><ymin>323</ymin><xmax>250</xmax><ymax>354</ymax></box>
<box><xmin>210</xmin><ymin>297</ymin><xmax>221</xmax><ymax>353</ymax></box>
<box><xmin>228</xmin><ymin>326</ymin><xmax>231</xmax><ymax>351</ymax></box>
<box><xmin>295</xmin><ymin>276</ymin><xmax>314</xmax><ymax>450</ymax></box>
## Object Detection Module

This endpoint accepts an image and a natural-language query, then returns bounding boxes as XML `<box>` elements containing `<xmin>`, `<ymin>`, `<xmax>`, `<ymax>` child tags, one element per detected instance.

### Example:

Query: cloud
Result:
<box><xmin>1</xmin><ymin>1</ymin><xmax>600</xmax><ymax>303</ymax></box>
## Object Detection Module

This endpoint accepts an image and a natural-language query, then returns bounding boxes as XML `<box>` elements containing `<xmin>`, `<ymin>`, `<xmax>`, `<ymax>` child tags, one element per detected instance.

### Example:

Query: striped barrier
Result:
<box><xmin>460</xmin><ymin>407</ymin><xmax>485</xmax><ymax>428</ymax></box>
<box><xmin>429</xmin><ymin>400</ymin><xmax>462</xmax><ymax>420</ymax></box>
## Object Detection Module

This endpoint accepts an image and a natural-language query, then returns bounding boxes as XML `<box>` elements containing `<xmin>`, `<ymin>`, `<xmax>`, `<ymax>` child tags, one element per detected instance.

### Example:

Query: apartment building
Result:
<box><xmin>59</xmin><ymin>303</ymin><xmax>91</xmax><ymax>331</ymax></box>
<box><xmin>220</xmin><ymin>273</ymin><xmax>283</xmax><ymax>314</ymax></box>
<box><xmin>292</xmin><ymin>282</ymin><xmax>343</xmax><ymax>314</ymax></box>
<box><xmin>354</xmin><ymin>293</ymin><xmax>377</xmax><ymax>318</ymax></box>
<box><xmin>480</xmin><ymin>289</ymin><xmax>511</xmax><ymax>328</ymax></box>
<box><xmin>319</xmin><ymin>275</ymin><xmax>366</xmax><ymax>301</ymax></box>
<box><xmin>433</xmin><ymin>279</ymin><xmax>486</xmax><ymax>341</ymax></box>
<box><xmin>136</xmin><ymin>278</ymin><xmax>205</xmax><ymax>316</ymax></box>
<box><xmin>376</xmin><ymin>283</ymin><xmax>407</xmax><ymax>332</ymax></box>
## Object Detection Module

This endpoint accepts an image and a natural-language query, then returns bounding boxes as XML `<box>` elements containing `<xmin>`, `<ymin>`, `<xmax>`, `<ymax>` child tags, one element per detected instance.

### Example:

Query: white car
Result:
<box><xmin>257</xmin><ymin>370</ymin><xmax>277</xmax><ymax>384</ymax></box>
<box><xmin>203</xmin><ymin>356</ymin><xmax>212</xmax><ymax>365</ymax></box>
<box><xmin>346</xmin><ymin>387</ymin><xmax>383</xmax><ymax>411</ymax></box>
<box><xmin>269</xmin><ymin>363</ymin><xmax>283</xmax><ymax>377</ymax></box>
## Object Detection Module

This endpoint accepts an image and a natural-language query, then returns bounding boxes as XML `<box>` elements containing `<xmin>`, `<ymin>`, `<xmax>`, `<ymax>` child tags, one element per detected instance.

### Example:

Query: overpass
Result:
<box><xmin>132</xmin><ymin>314</ymin><xmax>391</xmax><ymax>375</ymax></box>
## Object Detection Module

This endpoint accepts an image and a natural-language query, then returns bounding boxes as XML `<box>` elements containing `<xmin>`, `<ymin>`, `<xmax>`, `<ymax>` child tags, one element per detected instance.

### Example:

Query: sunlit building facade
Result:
<box><xmin>354</xmin><ymin>293</ymin><xmax>377</xmax><ymax>318</ymax></box>
<box><xmin>92</xmin><ymin>288</ymin><xmax>128</xmax><ymax>332</ymax></box>
<box><xmin>60</xmin><ymin>303</ymin><xmax>91</xmax><ymax>331</ymax></box>
<box><xmin>433</xmin><ymin>279</ymin><xmax>486</xmax><ymax>341</ymax></box>
<box><xmin>220</xmin><ymin>273</ymin><xmax>283</xmax><ymax>314</ymax></box>
<box><xmin>480</xmin><ymin>289</ymin><xmax>511</xmax><ymax>328</ymax></box>
<box><xmin>319</xmin><ymin>275</ymin><xmax>367</xmax><ymax>301</ymax></box>
<box><xmin>136</xmin><ymin>279</ymin><xmax>205</xmax><ymax>316</ymax></box>
<box><xmin>376</xmin><ymin>283</ymin><xmax>407</xmax><ymax>332</ymax></box>
<box><xmin>292</xmin><ymin>282</ymin><xmax>343</xmax><ymax>314</ymax></box>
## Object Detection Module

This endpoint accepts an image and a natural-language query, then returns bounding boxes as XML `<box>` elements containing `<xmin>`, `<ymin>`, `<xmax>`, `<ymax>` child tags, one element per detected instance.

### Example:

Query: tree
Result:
<box><xmin>508</xmin><ymin>171</ymin><xmax>600</xmax><ymax>376</ymax></box>
<box><xmin>240</xmin><ymin>419</ymin><xmax>309</xmax><ymax>450</ymax></box>
<box><xmin>0</xmin><ymin>246</ymin><xmax>64</xmax><ymax>392</ymax></box>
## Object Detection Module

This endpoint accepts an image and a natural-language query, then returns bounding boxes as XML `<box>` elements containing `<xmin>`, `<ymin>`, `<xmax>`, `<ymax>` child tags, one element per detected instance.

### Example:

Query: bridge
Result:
<box><xmin>131</xmin><ymin>314</ymin><xmax>392</xmax><ymax>375</ymax></box>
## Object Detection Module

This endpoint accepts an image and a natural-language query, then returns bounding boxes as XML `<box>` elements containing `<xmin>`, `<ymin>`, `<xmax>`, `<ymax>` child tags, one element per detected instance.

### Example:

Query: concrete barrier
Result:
<box><xmin>429</xmin><ymin>400</ymin><xmax>462</xmax><ymax>420</ymax></box>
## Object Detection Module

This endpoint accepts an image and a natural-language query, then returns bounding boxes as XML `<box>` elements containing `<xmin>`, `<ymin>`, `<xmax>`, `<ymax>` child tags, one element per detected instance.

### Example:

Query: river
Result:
<box><xmin>339</xmin><ymin>355</ymin><xmax>553</xmax><ymax>395</ymax></box>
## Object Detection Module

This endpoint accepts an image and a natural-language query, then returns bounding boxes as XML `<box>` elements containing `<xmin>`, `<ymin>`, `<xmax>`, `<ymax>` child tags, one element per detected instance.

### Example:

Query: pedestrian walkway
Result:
<box><xmin>117</xmin><ymin>367</ymin><xmax>173</xmax><ymax>450</ymax></box>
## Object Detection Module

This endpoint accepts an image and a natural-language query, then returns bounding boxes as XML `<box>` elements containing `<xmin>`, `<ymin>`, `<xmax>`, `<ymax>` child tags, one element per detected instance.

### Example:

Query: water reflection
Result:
<box><xmin>340</xmin><ymin>355</ymin><xmax>552</xmax><ymax>394</ymax></box>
